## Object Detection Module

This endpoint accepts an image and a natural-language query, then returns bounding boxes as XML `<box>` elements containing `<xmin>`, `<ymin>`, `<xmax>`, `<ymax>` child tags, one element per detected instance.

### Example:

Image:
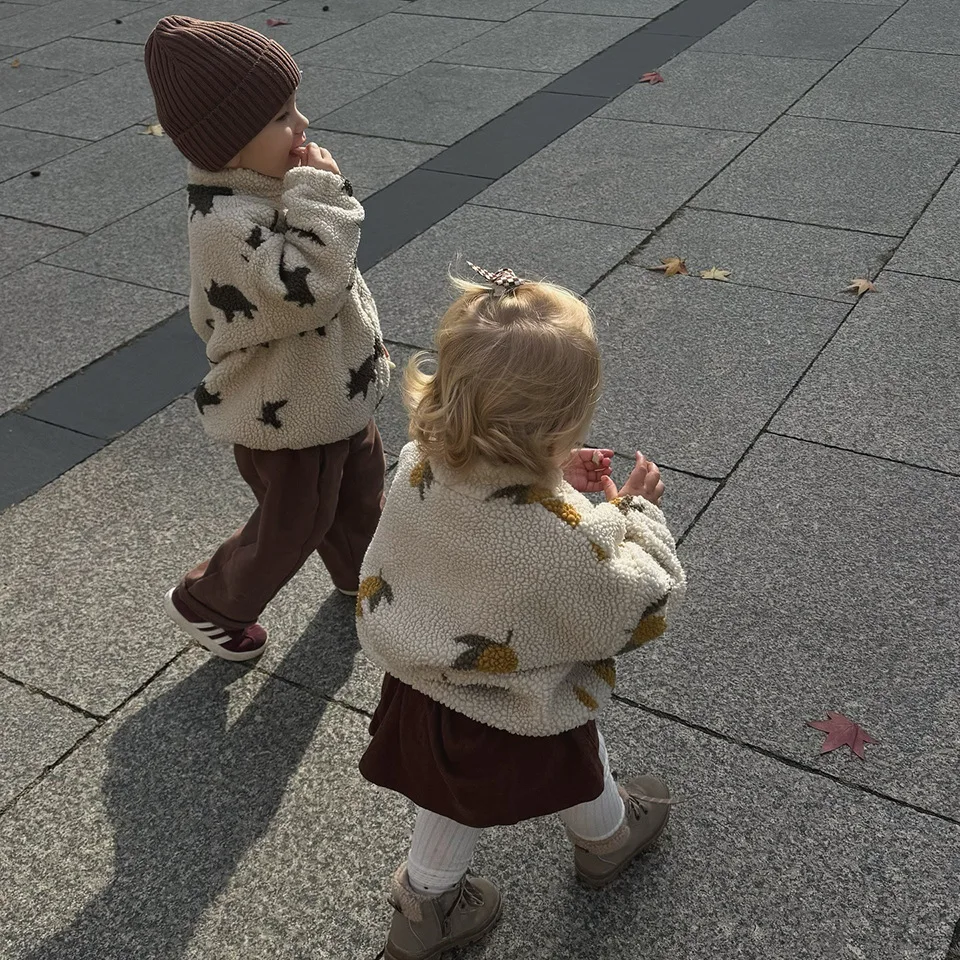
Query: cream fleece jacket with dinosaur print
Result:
<box><xmin>356</xmin><ymin>442</ymin><xmax>687</xmax><ymax>737</ymax></box>
<box><xmin>186</xmin><ymin>163</ymin><xmax>389</xmax><ymax>450</ymax></box>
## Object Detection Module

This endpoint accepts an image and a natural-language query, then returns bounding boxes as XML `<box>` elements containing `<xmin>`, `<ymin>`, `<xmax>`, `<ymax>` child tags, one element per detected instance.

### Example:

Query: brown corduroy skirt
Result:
<box><xmin>359</xmin><ymin>673</ymin><xmax>605</xmax><ymax>828</ymax></box>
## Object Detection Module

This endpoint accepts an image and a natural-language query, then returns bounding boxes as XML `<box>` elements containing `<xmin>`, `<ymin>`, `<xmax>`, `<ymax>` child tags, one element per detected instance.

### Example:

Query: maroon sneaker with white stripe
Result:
<box><xmin>163</xmin><ymin>588</ymin><xmax>268</xmax><ymax>662</ymax></box>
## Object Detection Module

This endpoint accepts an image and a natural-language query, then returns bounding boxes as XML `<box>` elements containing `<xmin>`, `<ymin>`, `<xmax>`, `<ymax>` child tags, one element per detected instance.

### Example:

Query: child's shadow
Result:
<box><xmin>26</xmin><ymin>594</ymin><xmax>361</xmax><ymax>960</ymax></box>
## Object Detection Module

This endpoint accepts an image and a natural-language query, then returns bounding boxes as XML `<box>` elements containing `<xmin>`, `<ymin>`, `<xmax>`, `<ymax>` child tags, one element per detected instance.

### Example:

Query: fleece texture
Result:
<box><xmin>186</xmin><ymin>162</ymin><xmax>389</xmax><ymax>450</ymax></box>
<box><xmin>356</xmin><ymin>442</ymin><xmax>687</xmax><ymax>737</ymax></box>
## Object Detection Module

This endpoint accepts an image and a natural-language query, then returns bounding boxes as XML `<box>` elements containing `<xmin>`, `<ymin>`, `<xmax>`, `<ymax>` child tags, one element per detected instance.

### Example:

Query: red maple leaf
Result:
<box><xmin>807</xmin><ymin>712</ymin><xmax>878</xmax><ymax>761</ymax></box>
<box><xmin>640</xmin><ymin>71</ymin><xmax>665</xmax><ymax>84</ymax></box>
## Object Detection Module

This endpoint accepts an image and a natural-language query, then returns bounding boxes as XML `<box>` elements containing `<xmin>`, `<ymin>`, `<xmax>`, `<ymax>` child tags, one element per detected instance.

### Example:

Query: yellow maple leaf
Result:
<box><xmin>700</xmin><ymin>266</ymin><xmax>731</xmax><ymax>282</ymax></box>
<box><xmin>648</xmin><ymin>256</ymin><xmax>688</xmax><ymax>277</ymax></box>
<box><xmin>843</xmin><ymin>278</ymin><xmax>875</xmax><ymax>297</ymax></box>
<box><xmin>141</xmin><ymin>123</ymin><xmax>164</xmax><ymax>137</ymax></box>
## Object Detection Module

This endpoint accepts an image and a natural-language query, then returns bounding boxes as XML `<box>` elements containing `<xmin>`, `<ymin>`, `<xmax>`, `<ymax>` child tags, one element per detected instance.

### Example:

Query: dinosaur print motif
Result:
<box><xmin>246</xmin><ymin>225</ymin><xmax>267</xmax><ymax>250</ymax></box>
<box><xmin>206</xmin><ymin>280</ymin><xmax>257</xmax><ymax>322</ymax></box>
<box><xmin>279</xmin><ymin>253</ymin><xmax>315</xmax><ymax>307</ymax></box>
<box><xmin>258</xmin><ymin>399</ymin><xmax>288</xmax><ymax>429</ymax></box>
<box><xmin>187</xmin><ymin>184</ymin><xmax>233</xmax><ymax>219</ymax></box>
<box><xmin>298</xmin><ymin>326</ymin><xmax>326</xmax><ymax>338</ymax></box>
<box><xmin>289</xmin><ymin>226</ymin><xmax>325</xmax><ymax>246</ymax></box>
<box><xmin>341</xmin><ymin>178</ymin><xmax>354</xmax><ymax>197</ymax></box>
<box><xmin>194</xmin><ymin>381</ymin><xmax>221</xmax><ymax>414</ymax></box>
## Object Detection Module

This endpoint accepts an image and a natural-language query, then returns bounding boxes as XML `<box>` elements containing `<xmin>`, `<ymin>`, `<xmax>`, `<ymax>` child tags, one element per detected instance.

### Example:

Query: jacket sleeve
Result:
<box><xmin>191</xmin><ymin>167</ymin><xmax>363</xmax><ymax>360</ymax></box>
<box><xmin>561</xmin><ymin>493</ymin><xmax>687</xmax><ymax>663</ymax></box>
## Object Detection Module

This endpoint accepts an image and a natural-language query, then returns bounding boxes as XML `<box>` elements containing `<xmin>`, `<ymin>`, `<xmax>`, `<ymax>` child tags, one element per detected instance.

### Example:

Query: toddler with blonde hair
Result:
<box><xmin>356</xmin><ymin>265</ymin><xmax>686</xmax><ymax>959</ymax></box>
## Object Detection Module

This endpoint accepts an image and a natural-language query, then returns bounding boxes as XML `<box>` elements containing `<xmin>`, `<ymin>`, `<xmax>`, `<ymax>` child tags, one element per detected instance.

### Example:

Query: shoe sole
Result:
<box><xmin>163</xmin><ymin>589</ymin><xmax>267</xmax><ymax>663</ymax></box>
<box><xmin>383</xmin><ymin>897</ymin><xmax>503</xmax><ymax>960</ymax></box>
<box><xmin>575</xmin><ymin>806</ymin><xmax>671</xmax><ymax>890</ymax></box>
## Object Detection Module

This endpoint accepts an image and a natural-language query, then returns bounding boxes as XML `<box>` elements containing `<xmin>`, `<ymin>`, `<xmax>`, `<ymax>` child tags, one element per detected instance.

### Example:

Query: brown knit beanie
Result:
<box><xmin>144</xmin><ymin>16</ymin><xmax>301</xmax><ymax>171</ymax></box>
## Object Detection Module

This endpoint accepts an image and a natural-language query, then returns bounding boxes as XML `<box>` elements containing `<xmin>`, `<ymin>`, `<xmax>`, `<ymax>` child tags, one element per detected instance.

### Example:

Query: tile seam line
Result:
<box><xmin>18</xmin><ymin>410</ymin><xmax>104</xmax><ymax>440</ymax></box>
<box><xmin>0</xmin><ymin>667</ymin><xmax>102</xmax><ymax>721</ymax></box>
<box><xmin>787</xmin><ymin>111</ymin><xmax>960</xmax><ymax>138</ymax></box>
<box><xmin>765</xmin><ymin>430</ymin><xmax>960</xmax><ymax>480</ymax></box>
<box><xmin>0</xmin><ymin>647</ymin><xmax>191</xmax><ymax>819</ymax></box>
<box><xmin>31</xmin><ymin>258</ymin><xmax>189</xmax><ymax>298</ymax></box>
<box><xmin>613</xmin><ymin>694</ymin><xmax>960</xmax><ymax>828</ymax></box>
<box><xmin>685</xmin><ymin>205</ymin><xmax>902</xmax><ymax>239</ymax></box>
<box><xmin>249</xmin><ymin>664</ymin><xmax>375</xmax><ymax>721</ymax></box>
<box><xmin>0</xmin><ymin>0</ymin><xmax>763</xmax><ymax>513</ymax></box>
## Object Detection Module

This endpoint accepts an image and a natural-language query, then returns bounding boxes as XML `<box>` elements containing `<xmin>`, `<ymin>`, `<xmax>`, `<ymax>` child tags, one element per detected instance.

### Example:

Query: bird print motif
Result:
<box><xmin>452</xmin><ymin>631</ymin><xmax>518</xmax><ymax>673</ymax></box>
<box><xmin>258</xmin><ymin>399</ymin><xmax>288</xmax><ymax>429</ymax></box>
<box><xmin>187</xmin><ymin>184</ymin><xmax>233</xmax><ymax>220</ymax></box>
<box><xmin>409</xmin><ymin>459</ymin><xmax>434</xmax><ymax>500</ymax></box>
<box><xmin>619</xmin><ymin>596</ymin><xmax>668</xmax><ymax>654</ymax></box>
<box><xmin>206</xmin><ymin>280</ymin><xmax>257</xmax><ymax>322</ymax></box>
<box><xmin>356</xmin><ymin>571</ymin><xmax>393</xmax><ymax>619</ymax></box>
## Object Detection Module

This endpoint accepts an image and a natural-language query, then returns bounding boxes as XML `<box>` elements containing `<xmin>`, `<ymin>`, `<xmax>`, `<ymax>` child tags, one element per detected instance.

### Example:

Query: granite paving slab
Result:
<box><xmin>474</xmin><ymin>117</ymin><xmax>752</xmax><ymax>229</ymax></box>
<box><xmin>585</xmin><ymin>265</ymin><xmax>846</xmax><ymax>476</ymax></box>
<box><xmin>0</xmin><ymin>263</ymin><xmax>184</xmax><ymax>413</ymax></box>
<box><xmin>80</xmin><ymin>0</ymin><xmax>279</xmax><ymax>44</ymax></box>
<box><xmin>1</xmin><ymin>0</ymin><xmax>148</xmax><ymax>49</ymax></box>
<box><xmin>401</xmin><ymin>0</ymin><xmax>542</xmax><ymax>19</ymax></box>
<box><xmin>772</xmin><ymin>271</ymin><xmax>960</xmax><ymax>473</ymax></box>
<box><xmin>234</xmin><ymin>13</ymin><xmax>370</xmax><ymax>55</ymax></box>
<box><xmin>10</xmin><ymin>37</ymin><xmax>140</xmax><ymax>74</ymax></box>
<box><xmin>617</xmin><ymin>433</ymin><xmax>960</xmax><ymax>819</ymax></box>
<box><xmin>0</xmin><ymin>413</ymin><xmax>104</xmax><ymax>512</ymax></box>
<box><xmin>262</xmin><ymin>0</ymin><xmax>401</xmax><ymax>21</ymax></box>
<box><xmin>0</xmin><ymin>679</ymin><xmax>95</xmax><ymax>810</ymax></box>
<box><xmin>309</xmin><ymin>130</ymin><xmax>441</xmax><ymax>197</ymax></box>
<box><xmin>0</xmin><ymin>61</ymin><xmax>82</xmax><ymax>112</ymax></box>
<box><xmin>598</xmin><ymin>51</ymin><xmax>831</xmax><ymax>133</ymax></box>
<box><xmin>295</xmin><ymin>63</ymin><xmax>393</xmax><ymax>125</ymax></box>
<box><xmin>791</xmin><ymin>47</ymin><xmax>960</xmax><ymax>133</ymax></box>
<box><xmin>0</xmin><ymin>215</ymin><xmax>79</xmax><ymax>279</ymax></box>
<box><xmin>472</xmin><ymin>703</ymin><xmax>960</xmax><ymax>959</ymax></box>
<box><xmin>0</xmin><ymin>3</ymin><xmax>32</xmax><ymax>19</ymax></box>
<box><xmin>376</xmin><ymin>342</ymin><xmax>417</xmax><ymax>457</ymax></box>
<box><xmin>436</xmin><ymin>12</ymin><xmax>647</xmax><ymax>74</ymax></box>
<box><xmin>318</xmin><ymin>62</ymin><xmax>556</xmax><ymax>146</ymax></box>
<box><xmin>0</xmin><ymin>45</ymin><xmax>24</xmax><ymax>59</ymax></box>
<box><xmin>366</xmin><ymin>202</ymin><xmax>646</xmax><ymax>346</ymax></box>
<box><xmin>695</xmin><ymin>116</ymin><xmax>960</xmax><ymax>236</ymax></box>
<box><xmin>537</xmin><ymin>0</ymin><xmax>680</xmax><ymax>14</ymax></box>
<box><xmin>304</xmin><ymin>13</ymin><xmax>498</xmax><ymax>75</ymax></box>
<box><xmin>864</xmin><ymin>0</ymin><xmax>960</xmax><ymax>55</ymax></box>
<box><xmin>44</xmin><ymin>190</ymin><xmax>189</xmax><ymax>295</ymax></box>
<box><xmin>888</xmin><ymin>167</ymin><xmax>960</xmax><ymax>282</ymax></box>
<box><xmin>0</xmin><ymin>62</ymin><xmax>156</xmax><ymax>141</ymax></box>
<box><xmin>690</xmin><ymin>0</ymin><xmax>896</xmax><ymax>60</ymax></box>
<box><xmin>0</xmin><ymin>126</ymin><xmax>186</xmax><ymax>233</ymax></box>
<box><xmin>0</xmin><ymin>648</ymin><xmax>412</xmax><ymax>960</ymax></box>
<box><xmin>637</xmin><ymin>208</ymin><xmax>897</xmax><ymax>302</ymax></box>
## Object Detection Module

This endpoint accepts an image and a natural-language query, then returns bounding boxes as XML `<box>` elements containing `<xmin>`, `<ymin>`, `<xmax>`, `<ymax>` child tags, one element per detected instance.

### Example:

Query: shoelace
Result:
<box><xmin>441</xmin><ymin>874</ymin><xmax>485</xmax><ymax>935</ymax></box>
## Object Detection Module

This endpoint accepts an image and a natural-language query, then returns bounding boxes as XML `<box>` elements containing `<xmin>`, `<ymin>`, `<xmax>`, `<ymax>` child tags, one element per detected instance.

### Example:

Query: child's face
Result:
<box><xmin>226</xmin><ymin>92</ymin><xmax>310</xmax><ymax>179</ymax></box>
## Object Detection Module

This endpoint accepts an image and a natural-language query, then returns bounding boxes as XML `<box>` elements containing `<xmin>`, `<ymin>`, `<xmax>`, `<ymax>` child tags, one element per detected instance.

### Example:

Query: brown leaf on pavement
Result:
<box><xmin>265</xmin><ymin>17</ymin><xmax>291</xmax><ymax>26</ymax></box>
<box><xmin>843</xmin><ymin>278</ymin><xmax>876</xmax><ymax>297</ymax></box>
<box><xmin>700</xmin><ymin>266</ymin><xmax>732</xmax><ymax>282</ymax></box>
<box><xmin>808</xmin><ymin>712</ymin><xmax>879</xmax><ymax>761</ymax></box>
<box><xmin>648</xmin><ymin>256</ymin><xmax>688</xmax><ymax>276</ymax></box>
<box><xmin>640</xmin><ymin>71</ymin><xmax>664</xmax><ymax>84</ymax></box>
<box><xmin>140</xmin><ymin>123</ymin><xmax>164</xmax><ymax>137</ymax></box>
<box><xmin>10</xmin><ymin>59</ymin><xmax>20</xmax><ymax>68</ymax></box>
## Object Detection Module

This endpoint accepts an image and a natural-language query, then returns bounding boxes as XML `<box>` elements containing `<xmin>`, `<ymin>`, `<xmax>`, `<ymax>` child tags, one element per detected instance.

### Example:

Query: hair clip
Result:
<box><xmin>467</xmin><ymin>261</ymin><xmax>528</xmax><ymax>296</ymax></box>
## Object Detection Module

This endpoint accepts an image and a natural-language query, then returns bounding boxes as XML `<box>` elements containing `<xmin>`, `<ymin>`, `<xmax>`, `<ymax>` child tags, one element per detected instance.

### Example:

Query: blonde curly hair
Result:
<box><xmin>404</xmin><ymin>274</ymin><xmax>601</xmax><ymax>479</ymax></box>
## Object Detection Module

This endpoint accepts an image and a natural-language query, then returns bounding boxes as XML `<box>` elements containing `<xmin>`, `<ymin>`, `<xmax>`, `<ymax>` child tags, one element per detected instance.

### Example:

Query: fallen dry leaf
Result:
<box><xmin>265</xmin><ymin>17</ymin><xmax>290</xmax><ymax>26</ymax></box>
<box><xmin>700</xmin><ymin>266</ymin><xmax>732</xmax><ymax>282</ymax></box>
<box><xmin>140</xmin><ymin>123</ymin><xmax>164</xmax><ymax>137</ymax></box>
<box><xmin>808</xmin><ymin>712</ymin><xmax>878</xmax><ymax>761</ymax></box>
<box><xmin>640</xmin><ymin>71</ymin><xmax>664</xmax><ymax>84</ymax></box>
<box><xmin>10</xmin><ymin>59</ymin><xmax>20</xmax><ymax>68</ymax></box>
<box><xmin>648</xmin><ymin>256</ymin><xmax>688</xmax><ymax>277</ymax></box>
<box><xmin>844</xmin><ymin>277</ymin><xmax>876</xmax><ymax>297</ymax></box>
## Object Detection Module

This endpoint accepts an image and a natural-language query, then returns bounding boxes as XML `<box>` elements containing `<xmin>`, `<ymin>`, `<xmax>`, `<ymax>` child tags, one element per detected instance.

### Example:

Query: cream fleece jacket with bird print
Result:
<box><xmin>356</xmin><ymin>442</ymin><xmax>687</xmax><ymax>737</ymax></box>
<box><xmin>186</xmin><ymin>163</ymin><xmax>389</xmax><ymax>450</ymax></box>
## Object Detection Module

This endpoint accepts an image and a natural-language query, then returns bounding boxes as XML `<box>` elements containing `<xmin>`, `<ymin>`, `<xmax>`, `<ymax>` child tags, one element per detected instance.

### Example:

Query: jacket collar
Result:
<box><xmin>187</xmin><ymin>163</ymin><xmax>285</xmax><ymax>202</ymax></box>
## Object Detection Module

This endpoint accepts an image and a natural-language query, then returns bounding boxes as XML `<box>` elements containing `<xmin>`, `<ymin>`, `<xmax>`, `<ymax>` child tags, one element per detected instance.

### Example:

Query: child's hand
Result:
<box><xmin>562</xmin><ymin>448</ymin><xmax>613</xmax><ymax>493</ymax></box>
<box><xmin>601</xmin><ymin>451</ymin><xmax>664</xmax><ymax>506</ymax></box>
<box><xmin>298</xmin><ymin>142</ymin><xmax>341</xmax><ymax>175</ymax></box>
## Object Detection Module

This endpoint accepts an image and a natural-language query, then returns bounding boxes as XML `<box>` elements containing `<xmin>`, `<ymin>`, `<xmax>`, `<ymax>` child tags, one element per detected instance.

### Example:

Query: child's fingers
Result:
<box><xmin>601</xmin><ymin>475</ymin><xmax>618</xmax><ymax>502</ymax></box>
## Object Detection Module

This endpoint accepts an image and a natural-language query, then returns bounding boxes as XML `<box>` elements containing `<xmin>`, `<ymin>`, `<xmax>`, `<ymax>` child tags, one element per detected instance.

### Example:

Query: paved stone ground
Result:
<box><xmin>1</xmin><ymin>0</ymin><xmax>958</xmax><ymax>957</ymax></box>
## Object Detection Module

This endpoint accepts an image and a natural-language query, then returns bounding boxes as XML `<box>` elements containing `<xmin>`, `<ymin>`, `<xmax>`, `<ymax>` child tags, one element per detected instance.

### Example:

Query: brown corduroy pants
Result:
<box><xmin>175</xmin><ymin>420</ymin><xmax>384</xmax><ymax>630</ymax></box>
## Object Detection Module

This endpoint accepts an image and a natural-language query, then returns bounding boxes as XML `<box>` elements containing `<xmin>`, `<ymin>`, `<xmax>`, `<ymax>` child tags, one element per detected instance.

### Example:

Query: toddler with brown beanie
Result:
<box><xmin>144</xmin><ymin>16</ymin><xmax>390</xmax><ymax>661</ymax></box>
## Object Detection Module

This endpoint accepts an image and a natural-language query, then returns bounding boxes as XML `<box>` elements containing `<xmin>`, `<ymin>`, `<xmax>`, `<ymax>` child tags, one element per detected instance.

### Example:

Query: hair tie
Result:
<box><xmin>467</xmin><ymin>261</ymin><xmax>529</xmax><ymax>297</ymax></box>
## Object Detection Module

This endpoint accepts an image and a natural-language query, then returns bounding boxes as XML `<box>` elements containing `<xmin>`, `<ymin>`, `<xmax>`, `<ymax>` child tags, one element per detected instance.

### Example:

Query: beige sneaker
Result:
<box><xmin>384</xmin><ymin>863</ymin><xmax>502</xmax><ymax>960</ymax></box>
<box><xmin>569</xmin><ymin>775</ymin><xmax>672</xmax><ymax>889</ymax></box>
